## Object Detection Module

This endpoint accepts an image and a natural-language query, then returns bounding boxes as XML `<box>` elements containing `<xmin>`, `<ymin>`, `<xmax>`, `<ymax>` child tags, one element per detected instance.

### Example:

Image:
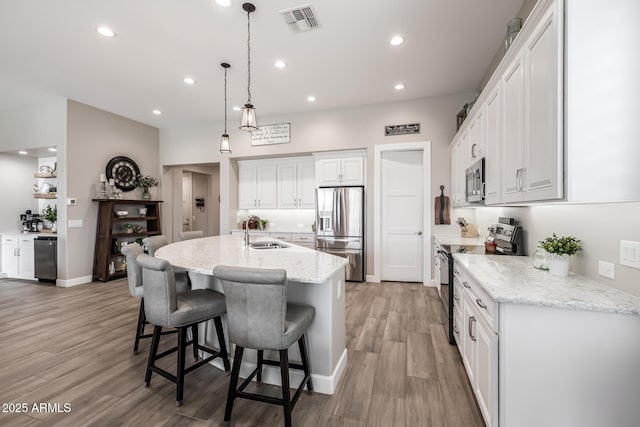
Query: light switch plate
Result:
<box><xmin>67</xmin><ymin>198</ymin><xmax>77</xmax><ymax>206</ymax></box>
<box><xmin>598</xmin><ymin>261</ymin><xmax>615</xmax><ymax>279</ymax></box>
<box><xmin>68</xmin><ymin>219</ymin><xmax>83</xmax><ymax>228</ymax></box>
<box><xmin>620</xmin><ymin>240</ymin><xmax>640</xmax><ymax>269</ymax></box>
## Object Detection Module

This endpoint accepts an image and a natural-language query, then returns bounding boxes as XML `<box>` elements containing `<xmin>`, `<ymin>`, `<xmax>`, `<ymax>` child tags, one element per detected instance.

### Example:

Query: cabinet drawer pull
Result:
<box><xmin>454</xmin><ymin>268</ymin><xmax>460</xmax><ymax>275</ymax></box>
<box><xmin>454</xmin><ymin>324</ymin><xmax>460</xmax><ymax>334</ymax></box>
<box><xmin>453</xmin><ymin>294</ymin><xmax>459</xmax><ymax>302</ymax></box>
<box><xmin>476</xmin><ymin>298</ymin><xmax>487</xmax><ymax>310</ymax></box>
<box><xmin>469</xmin><ymin>316</ymin><xmax>476</xmax><ymax>341</ymax></box>
<box><xmin>463</xmin><ymin>281</ymin><xmax>470</xmax><ymax>289</ymax></box>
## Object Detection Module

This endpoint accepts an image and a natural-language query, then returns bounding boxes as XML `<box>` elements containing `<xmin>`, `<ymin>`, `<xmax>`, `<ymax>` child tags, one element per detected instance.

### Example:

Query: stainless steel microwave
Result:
<box><xmin>465</xmin><ymin>158</ymin><xmax>485</xmax><ymax>203</ymax></box>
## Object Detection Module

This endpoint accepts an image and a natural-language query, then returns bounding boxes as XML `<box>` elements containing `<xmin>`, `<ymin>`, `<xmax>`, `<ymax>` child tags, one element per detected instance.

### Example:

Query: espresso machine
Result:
<box><xmin>20</xmin><ymin>210</ymin><xmax>43</xmax><ymax>233</ymax></box>
<box><xmin>487</xmin><ymin>217</ymin><xmax>524</xmax><ymax>255</ymax></box>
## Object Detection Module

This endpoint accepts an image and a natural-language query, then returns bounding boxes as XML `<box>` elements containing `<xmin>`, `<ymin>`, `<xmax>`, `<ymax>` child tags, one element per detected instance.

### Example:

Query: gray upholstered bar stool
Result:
<box><xmin>121</xmin><ymin>243</ymin><xmax>190</xmax><ymax>354</ymax></box>
<box><xmin>138</xmin><ymin>254</ymin><xmax>231</xmax><ymax>406</ymax></box>
<box><xmin>142</xmin><ymin>235</ymin><xmax>169</xmax><ymax>256</ymax></box>
<box><xmin>177</xmin><ymin>230</ymin><xmax>204</xmax><ymax>241</ymax></box>
<box><xmin>213</xmin><ymin>265</ymin><xmax>314</xmax><ymax>427</ymax></box>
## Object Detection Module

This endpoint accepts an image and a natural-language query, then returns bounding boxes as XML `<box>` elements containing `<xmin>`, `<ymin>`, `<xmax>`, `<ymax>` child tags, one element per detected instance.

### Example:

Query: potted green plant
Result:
<box><xmin>259</xmin><ymin>219</ymin><xmax>268</xmax><ymax>230</ymax></box>
<box><xmin>43</xmin><ymin>204</ymin><xmax>57</xmax><ymax>233</ymax></box>
<box><xmin>539</xmin><ymin>233</ymin><xmax>582</xmax><ymax>277</ymax></box>
<box><xmin>136</xmin><ymin>174</ymin><xmax>159</xmax><ymax>201</ymax></box>
<box><xmin>122</xmin><ymin>223</ymin><xmax>135</xmax><ymax>234</ymax></box>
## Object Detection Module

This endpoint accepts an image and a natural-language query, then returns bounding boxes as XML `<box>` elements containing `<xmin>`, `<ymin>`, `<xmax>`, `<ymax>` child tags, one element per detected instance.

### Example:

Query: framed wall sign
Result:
<box><xmin>251</xmin><ymin>123</ymin><xmax>291</xmax><ymax>146</ymax></box>
<box><xmin>384</xmin><ymin>123</ymin><xmax>420</xmax><ymax>136</ymax></box>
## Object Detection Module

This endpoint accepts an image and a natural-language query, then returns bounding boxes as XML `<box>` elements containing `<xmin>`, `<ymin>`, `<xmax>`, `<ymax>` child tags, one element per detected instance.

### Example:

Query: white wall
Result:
<box><xmin>160</xmin><ymin>94</ymin><xmax>472</xmax><ymax>276</ymax></box>
<box><xmin>0</xmin><ymin>153</ymin><xmax>38</xmax><ymax>232</ymax></box>
<box><xmin>65</xmin><ymin>100</ymin><xmax>159</xmax><ymax>282</ymax></box>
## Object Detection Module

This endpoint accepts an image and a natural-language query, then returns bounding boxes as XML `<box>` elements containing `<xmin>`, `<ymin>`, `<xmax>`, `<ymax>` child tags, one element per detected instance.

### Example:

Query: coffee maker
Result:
<box><xmin>487</xmin><ymin>217</ymin><xmax>524</xmax><ymax>255</ymax></box>
<box><xmin>20</xmin><ymin>210</ymin><xmax>43</xmax><ymax>233</ymax></box>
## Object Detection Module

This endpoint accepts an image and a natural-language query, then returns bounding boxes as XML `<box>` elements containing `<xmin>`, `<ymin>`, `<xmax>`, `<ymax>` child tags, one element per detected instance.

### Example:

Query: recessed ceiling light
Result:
<box><xmin>307</xmin><ymin>96</ymin><xmax>316</xmax><ymax>102</ymax></box>
<box><xmin>274</xmin><ymin>60</ymin><xmax>287</xmax><ymax>69</ymax></box>
<box><xmin>215</xmin><ymin>0</ymin><xmax>232</xmax><ymax>7</ymax></box>
<box><xmin>233</xmin><ymin>106</ymin><xmax>241</xmax><ymax>111</ymax></box>
<box><xmin>390</xmin><ymin>35</ymin><xmax>404</xmax><ymax>46</ymax></box>
<box><xmin>18</xmin><ymin>151</ymin><xmax>27</xmax><ymax>155</ymax></box>
<box><xmin>96</xmin><ymin>26</ymin><xmax>117</xmax><ymax>38</ymax></box>
<box><xmin>48</xmin><ymin>148</ymin><xmax>57</xmax><ymax>152</ymax></box>
<box><xmin>183</xmin><ymin>77</ymin><xmax>196</xmax><ymax>85</ymax></box>
<box><xmin>394</xmin><ymin>83</ymin><xmax>406</xmax><ymax>90</ymax></box>
<box><xmin>152</xmin><ymin>109</ymin><xmax>162</xmax><ymax>115</ymax></box>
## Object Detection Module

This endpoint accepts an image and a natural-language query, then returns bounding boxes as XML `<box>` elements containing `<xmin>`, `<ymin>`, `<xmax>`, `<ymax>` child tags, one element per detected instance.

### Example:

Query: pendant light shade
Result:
<box><xmin>239</xmin><ymin>3</ymin><xmax>258</xmax><ymax>131</ymax></box>
<box><xmin>220</xmin><ymin>62</ymin><xmax>232</xmax><ymax>153</ymax></box>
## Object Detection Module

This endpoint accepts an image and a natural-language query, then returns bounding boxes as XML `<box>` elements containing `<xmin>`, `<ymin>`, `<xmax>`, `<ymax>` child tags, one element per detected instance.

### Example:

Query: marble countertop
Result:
<box><xmin>156</xmin><ymin>234</ymin><xmax>347</xmax><ymax>284</ymax></box>
<box><xmin>453</xmin><ymin>254</ymin><xmax>640</xmax><ymax>316</ymax></box>
<box><xmin>230</xmin><ymin>229</ymin><xmax>315</xmax><ymax>234</ymax></box>
<box><xmin>1</xmin><ymin>231</ymin><xmax>57</xmax><ymax>238</ymax></box>
<box><xmin>433</xmin><ymin>234</ymin><xmax>485</xmax><ymax>246</ymax></box>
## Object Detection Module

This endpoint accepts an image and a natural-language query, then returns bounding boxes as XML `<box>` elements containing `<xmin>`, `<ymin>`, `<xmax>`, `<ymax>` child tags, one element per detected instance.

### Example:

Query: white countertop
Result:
<box><xmin>1</xmin><ymin>231</ymin><xmax>57</xmax><ymax>238</ymax></box>
<box><xmin>433</xmin><ymin>234</ymin><xmax>485</xmax><ymax>246</ymax></box>
<box><xmin>453</xmin><ymin>254</ymin><xmax>640</xmax><ymax>316</ymax></box>
<box><xmin>230</xmin><ymin>229</ymin><xmax>315</xmax><ymax>234</ymax></box>
<box><xmin>155</xmin><ymin>234</ymin><xmax>347</xmax><ymax>284</ymax></box>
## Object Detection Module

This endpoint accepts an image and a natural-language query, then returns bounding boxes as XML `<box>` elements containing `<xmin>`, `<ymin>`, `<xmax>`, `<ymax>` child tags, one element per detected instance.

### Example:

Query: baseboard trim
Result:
<box><xmin>425</xmin><ymin>279</ymin><xmax>437</xmax><ymax>287</ymax></box>
<box><xmin>366</xmin><ymin>274</ymin><xmax>379</xmax><ymax>283</ymax></box>
<box><xmin>0</xmin><ymin>273</ymin><xmax>7</xmax><ymax>279</ymax></box>
<box><xmin>56</xmin><ymin>275</ymin><xmax>93</xmax><ymax>287</ymax></box>
<box><xmin>209</xmin><ymin>348</ymin><xmax>348</xmax><ymax>395</ymax></box>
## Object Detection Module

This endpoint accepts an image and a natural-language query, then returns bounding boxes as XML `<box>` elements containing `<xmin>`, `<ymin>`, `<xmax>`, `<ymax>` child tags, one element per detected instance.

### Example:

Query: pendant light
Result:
<box><xmin>220</xmin><ymin>62</ymin><xmax>231</xmax><ymax>153</ymax></box>
<box><xmin>239</xmin><ymin>3</ymin><xmax>258</xmax><ymax>131</ymax></box>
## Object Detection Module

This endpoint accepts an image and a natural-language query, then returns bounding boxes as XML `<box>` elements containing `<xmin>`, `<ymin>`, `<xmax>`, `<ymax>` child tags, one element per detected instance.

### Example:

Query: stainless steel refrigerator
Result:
<box><xmin>315</xmin><ymin>186</ymin><xmax>364</xmax><ymax>281</ymax></box>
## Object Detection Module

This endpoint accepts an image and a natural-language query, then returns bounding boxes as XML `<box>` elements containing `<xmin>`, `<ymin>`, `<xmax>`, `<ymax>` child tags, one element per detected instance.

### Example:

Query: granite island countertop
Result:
<box><xmin>453</xmin><ymin>254</ymin><xmax>640</xmax><ymax>316</ymax></box>
<box><xmin>155</xmin><ymin>234</ymin><xmax>347</xmax><ymax>284</ymax></box>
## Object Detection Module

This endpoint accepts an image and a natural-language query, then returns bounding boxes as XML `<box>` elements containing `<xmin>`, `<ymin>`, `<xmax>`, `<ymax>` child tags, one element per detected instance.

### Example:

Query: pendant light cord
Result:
<box><xmin>224</xmin><ymin>66</ymin><xmax>228</xmax><ymax>134</ymax></box>
<box><xmin>246</xmin><ymin>10</ymin><xmax>252</xmax><ymax>104</ymax></box>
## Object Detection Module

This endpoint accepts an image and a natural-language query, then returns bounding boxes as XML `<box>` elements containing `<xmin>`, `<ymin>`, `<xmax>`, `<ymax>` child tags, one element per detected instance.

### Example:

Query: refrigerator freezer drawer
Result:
<box><xmin>319</xmin><ymin>248</ymin><xmax>364</xmax><ymax>282</ymax></box>
<box><xmin>316</xmin><ymin>236</ymin><xmax>362</xmax><ymax>250</ymax></box>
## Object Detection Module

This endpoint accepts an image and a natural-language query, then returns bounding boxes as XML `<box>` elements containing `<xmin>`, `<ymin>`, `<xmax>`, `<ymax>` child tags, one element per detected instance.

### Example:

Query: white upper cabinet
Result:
<box><xmin>277</xmin><ymin>159</ymin><xmax>316</xmax><ymax>209</ymax></box>
<box><xmin>484</xmin><ymin>85</ymin><xmax>502</xmax><ymax>205</ymax></box>
<box><xmin>238</xmin><ymin>161</ymin><xmax>277</xmax><ymax>209</ymax></box>
<box><xmin>451</xmin><ymin>136</ymin><xmax>468</xmax><ymax>207</ymax></box>
<box><xmin>316</xmin><ymin>155</ymin><xmax>365</xmax><ymax>187</ymax></box>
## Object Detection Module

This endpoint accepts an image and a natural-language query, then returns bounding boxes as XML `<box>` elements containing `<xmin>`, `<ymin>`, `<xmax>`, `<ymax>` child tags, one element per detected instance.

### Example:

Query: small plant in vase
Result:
<box><xmin>122</xmin><ymin>223</ymin><xmax>135</xmax><ymax>234</ymax></box>
<box><xmin>43</xmin><ymin>204</ymin><xmax>57</xmax><ymax>233</ymax></box>
<box><xmin>539</xmin><ymin>233</ymin><xmax>582</xmax><ymax>277</ymax></box>
<box><xmin>136</xmin><ymin>175</ymin><xmax>158</xmax><ymax>201</ymax></box>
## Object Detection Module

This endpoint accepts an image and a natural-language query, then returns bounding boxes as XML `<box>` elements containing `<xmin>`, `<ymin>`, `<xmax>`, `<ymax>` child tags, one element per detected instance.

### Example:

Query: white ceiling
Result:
<box><xmin>0</xmin><ymin>0</ymin><xmax>524</xmax><ymax>128</ymax></box>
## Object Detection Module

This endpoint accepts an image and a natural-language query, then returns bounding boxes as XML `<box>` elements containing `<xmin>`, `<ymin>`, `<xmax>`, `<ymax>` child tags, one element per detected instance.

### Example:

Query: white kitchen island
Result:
<box><xmin>155</xmin><ymin>234</ymin><xmax>348</xmax><ymax>395</ymax></box>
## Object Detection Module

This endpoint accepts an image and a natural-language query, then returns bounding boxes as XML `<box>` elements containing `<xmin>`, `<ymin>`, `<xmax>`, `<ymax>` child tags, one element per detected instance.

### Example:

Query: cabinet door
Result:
<box><xmin>19</xmin><ymin>236</ymin><xmax>35</xmax><ymax>279</ymax></box>
<box><xmin>316</xmin><ymin>159</ymin><xmax>341</xmax><ymax>187</ymax></box>
<box><xmin>475</xmin><ymin>317</ymin><xmax>498</xmax><ymax>427</ymax></box>
<box><xmin>501</xmin><ymin>52</ymin><xmax>526</xmax><ymax>202</ymax></box>
<box><xmin>277</xmin><ymin>162</ymin><xmax>298</xmax><ymax>208</ymax></box>
<box><xmin>238</xmin><ymin>164</ymin><xmax>258</xmax><ymax>209</ymax></box>
<box><xmin>484</xmin><ymin>85</ymin><xmax>502</xmax><ymax>205</ymax></box>
<box><xmin>462</xmin><ymin>292</ymin><xmax>476</xmax><ymax>385</ymax></box>
<box><xmin>340</xmin><ymin>157</ymin><xmax>364</xmax><ymax>186</ymax></box>
<box><xmin>453</xmin><ymin>307</ymin><xmax>463</xmax><ymax>356</ymax></box>
<box><xmin>460</xmin><ymin>128</ymin><xmax>471</xmax><ymax>171</ymax></box>
<box><xmin>475</xmin><ymin>108</ymin><xmax>487</xmax><ymax>160</ymax></box>
<box><xmin>256</xmin><ymin>163</ymin><xmax>277</xmax><ymax>208</ymax></box>
<box><xmin>1</xmin><ymin>236</ymin><xmax>20</xmax><ymax>276</ymax></box>
<box><xmin>296</xmin><ymin>160</ymin><xmax>316</xmax><ymax>208</ymax></box>
<box><xmin>524</xmin><ymin>4</ymin><xmax>563</xmax><ymax>201</ymax></box>
<box><xmin>467</xmin><ymin>121</ymin><xmax>477</xmax><ymax>168</ymax></box>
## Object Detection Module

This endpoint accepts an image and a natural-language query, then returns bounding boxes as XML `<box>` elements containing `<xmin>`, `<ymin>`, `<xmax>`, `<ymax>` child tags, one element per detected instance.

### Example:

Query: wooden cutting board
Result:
<box><xmin>434</xmin><ymin>185</ymin><xmax>450</xmax><ymax>224</ymax></box>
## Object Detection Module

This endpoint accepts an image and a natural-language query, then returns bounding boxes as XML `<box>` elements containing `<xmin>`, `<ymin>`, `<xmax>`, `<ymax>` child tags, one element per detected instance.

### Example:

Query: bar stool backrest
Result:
<box><xmin>213</xmin><ymin>265</ymin><xmax>287</xmax><ymax>350</ymax></box>
<box><xmin>138</xmin><ymin>254</ymin><xmax>178</xmax><ymax>327</ymax></box>
<box><xmin>178</xmin><ymin>230</ymin><xmax>204</xmax><ymax>241</ymax></box>
<box><xmin>143</xmin><ymin>235</ymin><xmax>169</xmax><ymax>256</ymax></box>
<box><xmin>121</xmin><ymin>243</ymin><xmax>144</xmax><ymax>297</ymax></box>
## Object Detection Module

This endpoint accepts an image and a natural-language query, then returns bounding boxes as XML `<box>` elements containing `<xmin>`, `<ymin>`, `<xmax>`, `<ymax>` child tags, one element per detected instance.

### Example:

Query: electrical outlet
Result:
<box><xmin>598</xmin><ymin>261</ymin><xmax>615</xmax><ymax>279</ymax></box>
<box><xmin>620</xmin><ymin>240</ymin><xmax>640</xmax><ymax>269</ymax></box>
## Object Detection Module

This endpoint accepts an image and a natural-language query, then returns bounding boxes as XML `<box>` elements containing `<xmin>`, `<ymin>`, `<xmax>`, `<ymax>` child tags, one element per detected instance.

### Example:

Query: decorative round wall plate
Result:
<box><xmin>106</xmin><ymin>156</ymin><xmax>140</xmax><ymax>191</ymax></box>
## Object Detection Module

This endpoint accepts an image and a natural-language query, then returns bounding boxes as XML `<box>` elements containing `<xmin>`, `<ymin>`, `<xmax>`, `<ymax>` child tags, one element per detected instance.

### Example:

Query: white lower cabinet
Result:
<box><xmin>1</xmin><ymin>234</ymin><xmax>35</xmax><ymax>280</ymax></box>
<box><xmin>457</xmin><ymin>264</ymin><xmax>498</xmax><ymax>427</ymax></box>
<box><xmin>292</xmin><ymin>233</ymin><xmax>315</xmax><ymax>249</ymax></box>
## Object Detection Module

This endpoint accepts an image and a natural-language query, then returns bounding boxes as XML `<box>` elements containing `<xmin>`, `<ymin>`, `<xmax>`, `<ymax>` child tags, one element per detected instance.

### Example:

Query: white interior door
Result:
<box><xmin>182</xmin><ymin>173</ymin><xmax>192</xmax><ymax>232</ymax></box>
<box><xmin>381</xmin><ymin>150</ymin><xmax>423</xmax><ymax>282</ymax></box>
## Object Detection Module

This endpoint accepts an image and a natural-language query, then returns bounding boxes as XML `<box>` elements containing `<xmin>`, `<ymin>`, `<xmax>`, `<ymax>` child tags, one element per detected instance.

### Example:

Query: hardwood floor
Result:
<box><xmin>0</xmin><ymin>278</ymin><xmax>483</xmax><ymax>426</ymax></box>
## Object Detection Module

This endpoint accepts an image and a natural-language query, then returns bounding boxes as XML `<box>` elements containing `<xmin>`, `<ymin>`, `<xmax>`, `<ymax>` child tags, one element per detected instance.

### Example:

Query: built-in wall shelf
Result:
<box><xmin>34</xmin><ymin>173</ymin><xmax>57</xmax><ymax>178</ymax></box>
<box><xmin>33</xmin><ymin>193</ymin><xmax>57</xmax><ymax>199</ymax></box>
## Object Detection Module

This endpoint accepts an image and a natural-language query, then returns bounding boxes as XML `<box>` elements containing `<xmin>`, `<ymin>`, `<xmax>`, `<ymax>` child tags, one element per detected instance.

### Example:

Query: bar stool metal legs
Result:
<box><xmin>144</xmin><ymin>316</ymin><xmax>230</xmax><ymax>406</ymax></box>
<box><xmin>223</xmin><ymin>334</ymin><xmax>313</xmax><ymax>427</ymax></box>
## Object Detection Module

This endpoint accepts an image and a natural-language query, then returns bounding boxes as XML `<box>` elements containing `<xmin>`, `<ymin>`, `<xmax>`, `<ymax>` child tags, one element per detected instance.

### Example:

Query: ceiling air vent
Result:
<box><xmin>279</xmin><ymin>4</ymin><xmax>320</xmax><ymax>33</ymax></box>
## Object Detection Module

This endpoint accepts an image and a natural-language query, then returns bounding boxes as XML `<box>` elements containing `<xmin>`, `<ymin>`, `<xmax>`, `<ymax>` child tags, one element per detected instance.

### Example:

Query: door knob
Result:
<box><xmin>417</xmin><ymin>231</ymin><xmax>423</xmax><ymax>235</ymax></box>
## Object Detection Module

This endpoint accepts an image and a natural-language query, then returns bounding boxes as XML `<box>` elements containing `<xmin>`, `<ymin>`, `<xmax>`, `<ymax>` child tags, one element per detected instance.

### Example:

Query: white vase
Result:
<box><xmin>548</xmin><ymin>253</ymin><xmax>570</xmax><ymax>277</ymax></box>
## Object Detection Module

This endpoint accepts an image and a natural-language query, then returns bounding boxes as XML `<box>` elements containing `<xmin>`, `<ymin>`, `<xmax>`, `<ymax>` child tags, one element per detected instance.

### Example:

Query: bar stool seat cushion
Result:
<box><xmin>283</xmin><ymin>304</ymin><xmax>315</xmax><ymax>349</ymax></box>
<box><xmin>171</xmin><ymin>290</ymin><xmax>227</xmax><ymax>328</ymax></box>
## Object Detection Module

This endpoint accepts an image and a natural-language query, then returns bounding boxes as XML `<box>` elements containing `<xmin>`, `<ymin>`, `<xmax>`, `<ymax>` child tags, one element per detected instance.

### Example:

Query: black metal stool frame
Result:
<box><xmin>224</xmin><ymin>334</ymin><xmax>313</xmax><ymax>427</ymax></box>
<box><xmin>145</xmin><ymin>316</ymin><xmax>231</xmax><ymax>406</ymax></box>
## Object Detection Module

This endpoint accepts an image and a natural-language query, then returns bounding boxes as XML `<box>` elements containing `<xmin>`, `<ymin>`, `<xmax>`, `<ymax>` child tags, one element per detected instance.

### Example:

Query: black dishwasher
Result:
<box><xmin>35</xmin><ymin>236</ymin><xmax>57</xmax><ymax>281</ymax></box>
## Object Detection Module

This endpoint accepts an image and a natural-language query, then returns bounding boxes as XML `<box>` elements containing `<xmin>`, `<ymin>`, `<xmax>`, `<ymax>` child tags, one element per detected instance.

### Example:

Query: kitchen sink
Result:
<box><xmin>248</xmin><ymin>241</ymin><xmax>289</xmax><ymax>250</ymax></box>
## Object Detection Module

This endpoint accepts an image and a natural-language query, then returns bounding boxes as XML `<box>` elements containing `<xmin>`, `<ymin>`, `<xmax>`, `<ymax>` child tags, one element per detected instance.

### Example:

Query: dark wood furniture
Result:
<box><xmin>92</xmin><ymin>199</ymin><xmax>162</xmax><ymax>282</ymax></box>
